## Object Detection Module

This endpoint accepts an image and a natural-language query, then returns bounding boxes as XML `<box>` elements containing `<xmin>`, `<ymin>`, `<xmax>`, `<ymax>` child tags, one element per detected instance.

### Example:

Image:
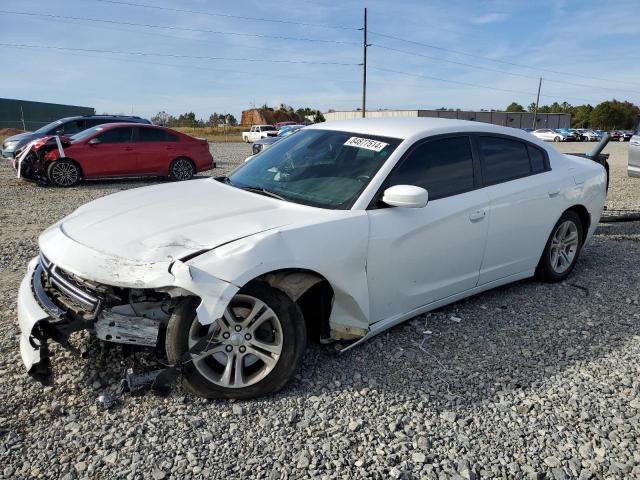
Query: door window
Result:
<box><xmin>138</xmin><ymin>127</ymin><xmax>178</xmax><ymax>142</ymax></box>
<box><xmin>478</xmin><ymin>136</ymin><xmax>532</xmax><ymax>185</ymax></box>
<box><xmin>98</xmin><ymin>127</ymin><xmax>133</xmax><ymax>144</ymax></box>
<box><xmin>386</xmin><ymin>136</ymin><xmax>475</xmax><ymax>200</ymax></box>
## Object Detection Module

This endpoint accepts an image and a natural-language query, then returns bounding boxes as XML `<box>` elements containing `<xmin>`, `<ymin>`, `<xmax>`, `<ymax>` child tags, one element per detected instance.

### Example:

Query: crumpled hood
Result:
<box><xmin>53</xmin><ymin>178</ymin><xmax>326</xmax><ymax>263</ymax></box>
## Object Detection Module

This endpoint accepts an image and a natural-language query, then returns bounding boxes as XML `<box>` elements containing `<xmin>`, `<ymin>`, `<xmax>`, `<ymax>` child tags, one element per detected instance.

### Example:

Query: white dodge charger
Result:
<box><xmin>18</xmin><ymin>118</ymin><xmax>606</xmax><ymax>398</ymax></box>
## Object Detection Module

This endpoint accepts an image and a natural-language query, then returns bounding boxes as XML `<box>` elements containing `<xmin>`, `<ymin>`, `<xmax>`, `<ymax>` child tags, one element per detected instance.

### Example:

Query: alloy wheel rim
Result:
<box><xmin>550</xmin><ymin>220</ymin><xmax>579</xmax><ymax>274</ymax></box>
<box><xmin>172</xmin><ymin>159</ymin><xmax>193</xmax><ymax>180</ymax></box>
<box><xmin>51</xmin><ymin>163</ymin><xmax>78</xmax><ymax>186</ymax></box>
<box><xmin>187</xmin><ymin>294</ymin><xmax>283</xmax><ymax>389</ymax></box>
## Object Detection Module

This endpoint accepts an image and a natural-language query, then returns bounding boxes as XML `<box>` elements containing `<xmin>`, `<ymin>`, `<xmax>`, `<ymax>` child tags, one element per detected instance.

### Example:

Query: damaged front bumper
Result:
<box><xmin>17</xmin><ymin>249</ymin><xmax>239</xmax><ymax>382</ymax></box>
<box><xmin>18</xmin><ymin>258</ymin><xmax>49</xmax><ymax>373</ymax></box>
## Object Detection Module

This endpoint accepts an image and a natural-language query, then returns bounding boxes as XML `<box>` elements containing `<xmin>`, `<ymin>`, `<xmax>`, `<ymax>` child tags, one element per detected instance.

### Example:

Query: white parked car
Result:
<box><xmin>18</xmin><ymin>118</ymin><xmax>606</xmax><ymax>398</ymax></box>
<box><xmin>241</xmin><ymin>125</ymin><xmax>277</xmax><ymax>143</ymax></box>
<box><xmin>531</xmin><ymin>128</ymin><xmax>567</xmax><ymax>142</ymax></box>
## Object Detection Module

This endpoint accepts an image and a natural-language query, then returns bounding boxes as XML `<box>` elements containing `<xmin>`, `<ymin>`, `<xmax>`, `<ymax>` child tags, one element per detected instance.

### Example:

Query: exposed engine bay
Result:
<box><xmin>13</xmin><ymin>135</ymin><xmax>70</xmax><ymax>182</ymax></box>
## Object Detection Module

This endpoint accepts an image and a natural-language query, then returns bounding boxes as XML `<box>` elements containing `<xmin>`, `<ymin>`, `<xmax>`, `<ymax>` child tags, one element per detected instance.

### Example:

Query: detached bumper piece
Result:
<box><xmin>18</xmin><ymin>258</ymin><xmax>92</xmax><ymax>384</ymax></box>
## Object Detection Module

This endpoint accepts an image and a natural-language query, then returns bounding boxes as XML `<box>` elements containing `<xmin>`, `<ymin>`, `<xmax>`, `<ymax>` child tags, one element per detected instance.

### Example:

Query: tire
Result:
<box><xmin>47</xmin><ymin>159</ymin><xmax>81</xmax><ymax>187</ymax></box>
<box><xmin>537</xmin><ymin>210</ymin><xmax>583</xmax><ymax>282</ymax></box>
<box><xmin>169</xmin><ymin>157</ymin><xmax>195</xmax><ymax>181</ymax></box>
<box><xmin>553</xmin><ymin>136</ymin><xmax>560</xmax><ymax>142</ymax></box>
<box><xmin>166</xmin><ymin>282</ymin><xmax>307</xmax><ymax>399</ymax></box>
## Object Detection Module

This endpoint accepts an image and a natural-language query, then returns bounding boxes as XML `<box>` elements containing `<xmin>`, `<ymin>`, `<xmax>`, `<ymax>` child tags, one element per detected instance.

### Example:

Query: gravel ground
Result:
<box><xmin>1</xmin><ymin>141</ymin><xmax>639</xmax><ymax>480</ymax></box>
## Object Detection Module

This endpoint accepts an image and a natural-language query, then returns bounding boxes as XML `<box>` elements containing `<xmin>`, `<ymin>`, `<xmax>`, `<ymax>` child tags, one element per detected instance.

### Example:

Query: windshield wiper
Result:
<box><xmin>240</xmin><ymin>185</ymin><xmax>288</xmax><ymax>201</ymax></box>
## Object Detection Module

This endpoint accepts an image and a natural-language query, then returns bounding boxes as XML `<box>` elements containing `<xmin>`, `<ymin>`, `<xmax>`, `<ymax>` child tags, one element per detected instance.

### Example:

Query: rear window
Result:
<box><xmin>479</xmin><ymin>136</ymin><xmax>532</xmax><ymax>185</ymax></box>
<box><xmin>527</xmin><ymin>145</ymin><xmax>546</xmax><ymax>173</ymax></box>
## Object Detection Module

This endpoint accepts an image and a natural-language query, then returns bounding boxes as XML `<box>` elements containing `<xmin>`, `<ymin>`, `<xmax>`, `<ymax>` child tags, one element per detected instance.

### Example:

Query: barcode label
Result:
<box><xmin>344</xmin><ymin>137</ymin><xmax>389</xmax><ymax>152</ymax></box>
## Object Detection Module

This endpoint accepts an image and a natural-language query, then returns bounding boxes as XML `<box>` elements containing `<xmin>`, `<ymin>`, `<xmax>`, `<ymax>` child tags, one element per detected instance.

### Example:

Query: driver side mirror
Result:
<box><xmin>382</xmin><ymin>185</ymin><xmax>429</xmax><ymax>208</ymax></box>
<box><xmin>88</xmin><ymin>137</ymin><xmax>101</xmax><ymax>145</ymax></box>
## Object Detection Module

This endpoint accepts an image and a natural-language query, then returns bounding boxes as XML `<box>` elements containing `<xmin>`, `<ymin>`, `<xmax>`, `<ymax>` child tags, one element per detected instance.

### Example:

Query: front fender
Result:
<box><xmin>185</xmin><ymin>214</ymin><xmax>371</xmax><ymax>333</ymax></box>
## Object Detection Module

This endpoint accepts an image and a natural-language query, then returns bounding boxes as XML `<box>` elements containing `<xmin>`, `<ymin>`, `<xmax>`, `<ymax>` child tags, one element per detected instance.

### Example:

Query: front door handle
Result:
<box><xmin>630</xmin><ymin>141</ymin><xmax>640</xmax><ymax>146</ymax></box>
<box><xmin>548</xmin><ymin>189</ymin><xmax>561</xmax><ymax>197</ymax></box>
<box><xmin>469</xmin><ymin>210</ymin><xmax>486</xmax><ymax>222</ymax></box>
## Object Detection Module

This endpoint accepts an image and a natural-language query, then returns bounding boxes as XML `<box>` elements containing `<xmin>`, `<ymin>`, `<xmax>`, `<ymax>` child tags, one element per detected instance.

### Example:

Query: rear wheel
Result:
<box><xmin>538</xmin><ymin>211</ymin><xmax>583</xmax><ymax>282</ymax></box>
<box><xmin>166</xmin><ymin>283</ymin><xmax>306</xmax><ymax>399</ymax></box>
<box><xmin>553</xmin><ymin>136</ymin><xmax>561</xmax><ymax>142</ymax></box>
<box><xmin>47</xmin><ymin>159</ymin><xmax>81</xmax><ymax>187</ymax></box>
<box><xmin>169</xmin><ymin>157</ymin><xmax>195</xmax><ymax>181</ymax></box>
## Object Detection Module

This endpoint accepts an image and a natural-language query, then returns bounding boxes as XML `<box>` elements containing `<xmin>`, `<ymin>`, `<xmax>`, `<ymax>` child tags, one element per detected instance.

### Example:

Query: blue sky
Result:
<box><xmin>1</xmin><ymin>0</ymin><xmax>639</xmax><ymax>120</ymax></box>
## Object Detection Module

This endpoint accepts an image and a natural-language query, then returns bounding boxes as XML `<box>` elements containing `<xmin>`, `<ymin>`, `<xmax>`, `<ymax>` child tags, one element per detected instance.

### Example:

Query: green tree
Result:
<box><xmin>151</xmin><ymin>111</ymin><xmax>170</xmax><ymax>126</ymax></box>
<box><xmin>505</xmin><ymin>102</ymin><xmax>525</xmax><ymax>112</ymax></box>
<box><xmin>571</xmin><ymin>104</ymin><xmax>593</xmax><ymax>128</ymax></box>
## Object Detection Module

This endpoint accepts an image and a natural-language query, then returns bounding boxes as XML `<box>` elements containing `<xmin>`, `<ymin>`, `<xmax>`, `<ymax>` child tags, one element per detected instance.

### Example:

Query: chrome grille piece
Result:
<box><xmin>39</xmin><ymin>254</ymin><xmax>101</xmax><ymax>314</ymax></box>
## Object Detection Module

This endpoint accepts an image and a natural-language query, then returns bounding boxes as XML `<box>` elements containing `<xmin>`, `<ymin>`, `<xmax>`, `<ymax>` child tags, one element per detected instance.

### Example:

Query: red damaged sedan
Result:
<box><xmin>14</xmin><ymin>123</ymin><xmax>215</xmax><ymax>187</ymax></box>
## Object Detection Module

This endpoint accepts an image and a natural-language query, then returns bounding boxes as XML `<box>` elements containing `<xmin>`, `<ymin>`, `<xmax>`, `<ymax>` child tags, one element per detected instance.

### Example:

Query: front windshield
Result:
<box><xmin>228</xmin><ymin>129</ymin><xmax>402</xmax><ymax>209</ymax></box>
<box><xmin>34</xmin><ymin>120</ymin><xmax>62</xmax><ymax>134</ymax></box>
<box><xmin>70</xmin><ymin>125</ymin><xmax>104</xmax><ymax>143</ymax></box>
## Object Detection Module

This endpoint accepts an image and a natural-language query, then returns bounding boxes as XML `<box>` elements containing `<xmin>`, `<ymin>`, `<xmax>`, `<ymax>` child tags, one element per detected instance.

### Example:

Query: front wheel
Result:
<box><xmin>169</xmin><ymin>157</ymin><xmax>195</xmax><ymax>181</ymax></box>
<box><xmin>166</xmin><ymin>283</ymin><xmax>306</xmax><ymax>399</ymax></box>
<box><xmin>47</xmin><ymin>159</ymin><xmax>81</xmax><ymax>187</ymax></box>
<box><xmin>537</xmin><ymin>211</ymin><xmax>583</xmax><ymax>282</ymax></box>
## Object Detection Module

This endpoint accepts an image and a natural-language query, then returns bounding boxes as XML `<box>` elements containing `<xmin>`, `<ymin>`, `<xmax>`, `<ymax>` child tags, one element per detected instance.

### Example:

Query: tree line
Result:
<box><xmin>150</xmin><ymin>104</ymin><xmax>325</xmax><ymax>128</ymax></box>
<box><xmin>504</xmin><ymin>99</ymin><xmax>639</xmax><ymax>129</ymax></box>
<box><xmin>151</xmin><ymin>111</ymin><xmax>239</xmax><ymax>128</ymax></box>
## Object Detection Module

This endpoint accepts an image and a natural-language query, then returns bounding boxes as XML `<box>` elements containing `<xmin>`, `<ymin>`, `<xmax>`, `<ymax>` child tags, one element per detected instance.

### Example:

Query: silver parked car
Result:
<box><xmin>531</xmin><ymin>129</ymin><xmax>567</xmax><ymax>142</ymax></box>
<box><xmin>629</xmin><ymin>122</ymin><xmax>640</xmax><ymax>177</ymax></box>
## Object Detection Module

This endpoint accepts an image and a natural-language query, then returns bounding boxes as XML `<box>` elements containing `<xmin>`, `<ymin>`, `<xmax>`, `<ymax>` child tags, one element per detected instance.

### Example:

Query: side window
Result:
<box><xmin>479</xmin><ymin>136</ymin><xmax>531</xmax><ymax>185</ymax></box>
<box><xmin>62</xmin><ymin>120</ymin><xmax>85</xmax><ymax>135</ymax></box>
<box><xmin>86</xmin><ymin>119</ymin><xmax>105</xmax><ymax>128</ymax></box>
<box><xmin>635</xmin><ymin>122</ymin><xmax>640</xmax><ymax>136</ymax></box>
<box><xmin>98</xmin><ymin>127</ymin><xmax>133</xmax><ymax>144</ymax></box>
<box><xmin>527</xmin><ymin>145</ymin><xmax>546</xmax><ymax>173</ymax></box>
<box><xmin>138</xmin><ymin>128</ymin><xmax>174</xmax><ymax>142</ymax></box>
<box><xmin>386</xmin><ymin>136</ymin><xmax>475</xmax><ymax>200</ymax></box>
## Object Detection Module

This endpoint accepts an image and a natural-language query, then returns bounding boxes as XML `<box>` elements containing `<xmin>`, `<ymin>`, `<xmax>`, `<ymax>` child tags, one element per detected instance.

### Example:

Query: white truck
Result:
<box><xmin>242</xmin><ymin>125</ymin><xmax>278</xmax><ymax>143</ymax></box>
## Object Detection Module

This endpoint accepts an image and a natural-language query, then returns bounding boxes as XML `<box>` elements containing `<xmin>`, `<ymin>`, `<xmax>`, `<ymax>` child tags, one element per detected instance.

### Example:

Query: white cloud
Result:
<box><xmin>471</xmin><ymin>12</ymin><xmax>509</xmax><ymax>25</ymax></box>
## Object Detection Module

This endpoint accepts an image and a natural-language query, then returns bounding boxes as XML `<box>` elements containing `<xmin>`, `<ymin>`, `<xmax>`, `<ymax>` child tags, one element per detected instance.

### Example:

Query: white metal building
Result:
<box><xmin>323</xmin><ymin>110</ymin><xmax>571</xmax><ymax>129</ymax></box>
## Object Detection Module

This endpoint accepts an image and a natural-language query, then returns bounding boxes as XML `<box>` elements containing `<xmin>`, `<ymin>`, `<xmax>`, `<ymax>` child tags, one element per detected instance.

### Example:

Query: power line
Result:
<box><xmin>0</xmin><ymin>10</ymin><xmax>360</xmax><ymax>46</ymax></box>
<box><xmin>95</xmin><ymin>0</ymin><xmax>360</xmax><ymax>31</ymax></box>
<box><xmin>0</xmin><ymin>43</ymin><xmax>360</xmax><ymax>66</ymax></box>
<box><xmin>369</xmin><ymin>66</ymin><xmax>594</xmax><ymax>104</ymax></box>
<box><xmin>371</xmin><ymin>44</ymin><xmax>640</xmax><ymax>96</ymax></box>
<box><xmin>369</xmin><ymin>66</ymin><xmax>537</xmax><ymax>97</ymax></box>
<box><xmin>369</xmin><ymin>30</ymin><xmax>640</xmax><ymax>89</ymax></box>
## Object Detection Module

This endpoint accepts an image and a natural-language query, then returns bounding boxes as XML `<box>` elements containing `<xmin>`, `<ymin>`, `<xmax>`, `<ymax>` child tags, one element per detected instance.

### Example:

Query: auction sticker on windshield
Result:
<box><xmin>344</xmin><ymin>137</ymin><xmax>389</xmax><ymax>152</ymax></box>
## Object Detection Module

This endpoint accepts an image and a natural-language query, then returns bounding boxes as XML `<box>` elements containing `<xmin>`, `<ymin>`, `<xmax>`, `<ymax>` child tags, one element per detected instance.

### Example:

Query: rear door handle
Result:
<box><xmin>548</xmin><ymin>189</ymin><xmax>561</xmax><ymax>197</ymax></box>
<box><xmin>469</xmin><ymin>210</ymin><xmax>486</xmax><ymax>222</ymax></box>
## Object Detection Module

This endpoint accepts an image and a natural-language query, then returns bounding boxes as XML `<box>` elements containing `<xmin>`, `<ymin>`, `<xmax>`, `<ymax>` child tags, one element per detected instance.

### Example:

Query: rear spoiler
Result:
<box><xmin>569</xmin><ymin>132</ymin><xmax>610</xmax><ymax>166</ymax></box>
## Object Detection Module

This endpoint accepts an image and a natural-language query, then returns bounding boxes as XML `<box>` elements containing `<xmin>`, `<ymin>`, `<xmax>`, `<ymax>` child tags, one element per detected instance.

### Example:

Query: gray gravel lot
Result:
<box><xmin>1</xmin><ymin>141</ymin><xmax>639</xmax><ymax>479</ymax></box>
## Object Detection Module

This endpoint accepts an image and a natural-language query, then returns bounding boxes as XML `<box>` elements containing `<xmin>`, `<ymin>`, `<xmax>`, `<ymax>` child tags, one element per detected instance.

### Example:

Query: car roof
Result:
<box><xmin>57</xmin><ymin>115</ymin><xmax>148</xmax><ymax>122</ymax></box>
<box><xmin>94</xmin><ymin>122</ymin><xmax>163</xmax><ymax>128</ymax></box>
<box><xmin>305</xmin><ymin>117</ymin><xmax>540</xmax><ymax>141</ymax></box>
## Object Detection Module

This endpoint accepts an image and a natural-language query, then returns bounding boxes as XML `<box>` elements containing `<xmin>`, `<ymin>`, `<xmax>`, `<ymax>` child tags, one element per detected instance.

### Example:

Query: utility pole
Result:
<box><xmin>361</xmin><ymin>7</ymin><xmax>368</xmax><ymax>118</ymax></box>
<box><xmin>532</xmin><ymin>76</ymin><xmax>542</xmax><ymax>129</ymax></box>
